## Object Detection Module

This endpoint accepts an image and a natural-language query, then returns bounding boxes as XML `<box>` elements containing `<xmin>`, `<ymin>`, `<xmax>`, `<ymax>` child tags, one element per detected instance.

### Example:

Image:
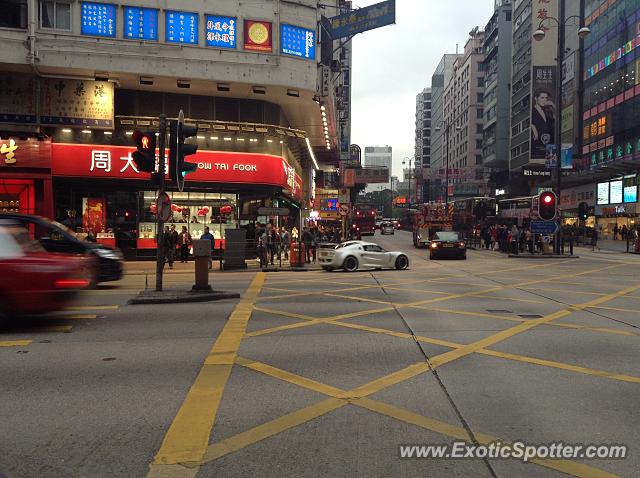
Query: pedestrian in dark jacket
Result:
<box><xmin>163</xmin><ymin>225</ymin><xmax>178</xmax><ymax>269</ymax></box>
<box><xmin>178</xmin><ymin>225</ymin><xmax>191</xmax><ymax>263</ymax></box>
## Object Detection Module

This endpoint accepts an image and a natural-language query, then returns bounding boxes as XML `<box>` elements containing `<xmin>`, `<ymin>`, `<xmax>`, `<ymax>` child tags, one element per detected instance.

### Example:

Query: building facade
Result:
<box><xmin>426</xmin><ymin>53</ymin><xmax>460</xmax><ymax>201</ymax></box>
<box><xmin>442</xmin><ymin>27</ymin><xmax>487</xmax><ymax>199</ymax></box>
<box><xmin>363</xmin><ymin>145</ymin><xmax>392</xmax><ymax>192</ymax></box>
<box><xmin>0</xmin><ymin>0</ymin><xmax>345</xmax><ymax>253</ymax></box>
<box><xmin>482</xmin><ymin>0</ymin><xmax>513</xmax><ymax>192</ymax></box>
<box><xmin>414</xmin><ymin>87</ymin><xmax>432</xmax><ymax>202</ymax></box>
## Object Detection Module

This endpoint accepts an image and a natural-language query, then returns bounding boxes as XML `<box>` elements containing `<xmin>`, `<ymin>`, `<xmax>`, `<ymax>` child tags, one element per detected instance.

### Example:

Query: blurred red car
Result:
<box><xmin>0</xmin><ymin>225</ymin><xmax>93</xmax><ymax>316</ymax></box>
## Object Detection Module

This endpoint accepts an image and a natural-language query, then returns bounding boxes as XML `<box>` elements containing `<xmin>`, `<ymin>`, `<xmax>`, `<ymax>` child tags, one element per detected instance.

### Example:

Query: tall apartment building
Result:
<box><xmin>442</xmin><ymin>27</ymin><xmax>487</xmax><ymax>198</ymax></box>
<box><xmin>482</xmin><ymin>0</ymin><xmax>513</xmax><ymax>191</ymax></box>
<box><xmin>427</xmin><ymin>53</ymin><xmax>460</xmax><ymax>201</ymax></box>
<box><xmin>414</xmin><ymin>87</ymin><xmax>432</xmax><ymax>202</ymax></box>
<box><xmin>364</xmin><ymin>145</ymin><xmax>392</xmax><ymax>191</ymax></box>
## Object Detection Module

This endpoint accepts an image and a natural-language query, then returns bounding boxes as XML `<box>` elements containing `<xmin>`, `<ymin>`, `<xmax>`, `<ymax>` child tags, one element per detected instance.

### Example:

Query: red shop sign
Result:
<box><xmin>0</xmin><ymin>138</ymin><xmax>51</xmax><ymax>170</ymax></box>
<box><xmin>51</xmin><ymin>143</ymin><xmax>303</xmax><ymax>200</ymax></box>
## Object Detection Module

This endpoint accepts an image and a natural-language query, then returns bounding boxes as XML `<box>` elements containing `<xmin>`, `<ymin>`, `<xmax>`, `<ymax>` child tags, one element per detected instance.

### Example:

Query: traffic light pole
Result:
<box><xmin>156</xmin><ymin>115</ymin><xmax>167</xmax><ymax>292</ymax></box>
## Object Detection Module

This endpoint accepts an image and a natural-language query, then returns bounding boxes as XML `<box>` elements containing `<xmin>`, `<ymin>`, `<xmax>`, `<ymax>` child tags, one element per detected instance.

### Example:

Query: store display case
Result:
<box><xmin>137</xmin><ymin>222</ymin><xmax>158</xmax><ymax>249</ymax></box>
<box><xmin>96</xmin><ymin>231</ymin><xmax>116</xmax><ymax>248</ymax></box>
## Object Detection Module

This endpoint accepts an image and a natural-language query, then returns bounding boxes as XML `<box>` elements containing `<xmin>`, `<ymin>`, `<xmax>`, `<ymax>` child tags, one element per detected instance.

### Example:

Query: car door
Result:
<box><xmin>362</xmin><ymin>244</ymin><xmax>385</xmax><ymax>268</ymax></box>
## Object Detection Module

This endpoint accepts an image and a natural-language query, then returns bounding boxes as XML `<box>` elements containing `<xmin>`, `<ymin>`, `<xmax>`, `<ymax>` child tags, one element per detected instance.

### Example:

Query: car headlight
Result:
<box><xmin>94</xmin><ymin>248</ymin><xmax>122</xmax><ymax>260</ymax></box>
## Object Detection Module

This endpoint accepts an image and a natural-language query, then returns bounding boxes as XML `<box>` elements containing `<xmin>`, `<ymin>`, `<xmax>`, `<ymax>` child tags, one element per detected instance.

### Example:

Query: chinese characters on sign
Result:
<box><xmin>244</xmin><ymin>20</ymin><xmax>272</xmax><ymax>51</ymax></box>
<box><xmin>206</xmin><ymin>15</ymin><xmax>236</xmax><ymax>49</ymax></box>
<box><xmin>328</xmin><ymin>0</ymin><xmax>395</xmax><ymax>39</ymax></box>
<box><xmin>1</xmin><ymin>139</ymin><xmax>18</xmax><ymax>164</ymax></box>
<box><xmin>40</xmin><ymin>78</ymin><xmax>114</xmax><ymax>128</ymax></box>
<box><xmin>0</xmin><ymin>73</ymin><xmax>37</xmax><ymax>124</ymax></box>
<box><xmin>124</xmin><ymin>7</ymin><xmax>158</xmax><ymax>41</ymax></box>
<box><xmin>280</xmin><ymin>24</ymin><xmax>315</xmax><ymax>59</ymax></box>
<box><xmin>531</xmin><ymin>66</ymin><xmax>557</xmax><ymax>161</ymax></box>
<box><xmin>166</xmin><ymin>11</ymin><xmax>198</xmax><ymax>45</ymax></box>
<box><xmin>81</xmin><ymin>2</ymin><xmax>116</xmax><ymax>38</ymax></box>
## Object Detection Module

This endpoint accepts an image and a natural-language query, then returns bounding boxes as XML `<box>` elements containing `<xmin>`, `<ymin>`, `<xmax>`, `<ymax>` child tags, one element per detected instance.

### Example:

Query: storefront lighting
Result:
<box><xmin>197</xmin><ymin>135</ymin><xmax>205</xmax><ymax>139</ymax></box>
<box><xmin>62</xmin><ymin>128</ymin><xmax>72</xmax><ymax>133</ymax></box>
<box><xmin>81</xmin><ymin>130</ymin><xmax>92</xmax><ymax>134</ymax></box>
<box><xmin>321</xmin><ymin>111</ymin><xmax>326</xmax><ymax>117</ymax></box>
<box><xmin>250</xmin><ymin>138</ymin><xmax>258</xmax><ymax>142</ymax></box>
<box><xmin>305</xmin><ymin>137</ymin><xmax>320</xmax><ymax>170</ymax></box>
<box><xmin>237</xmin><ymin>138</ymin><xmax>245</xmax><ymax>142</ymax></box>
<box><xmin>210</xmin><ymin>136</ymin><xmax>218</xmax><ymax>140</ymax></box>
<box><xmin>125</xmin><ymin>131</ymin><xmax>133</xmax><ymax>136</ymax></box>
<box><xmin>103</xmin><ymin>131</ymin><xmax>112</xmax><ymax>136</ymax></box>
<box><xmin>320</xmin><ymin>105</ymin><xmax>326</xmax><ymax>111</ymax></box>
<box><xmin>267</xmin><ymin>139</ymin><xmax>273</xmax><ymax>143</ymax></box>
<box><xmin>223</xmin><ymin>137</ymin><xmax>232</xmax><ymax>141</ymax></box>
<box><xmin>279</xmin><ymin>140</ymin><xmax>284</xmax><ymax>144</ymax></box>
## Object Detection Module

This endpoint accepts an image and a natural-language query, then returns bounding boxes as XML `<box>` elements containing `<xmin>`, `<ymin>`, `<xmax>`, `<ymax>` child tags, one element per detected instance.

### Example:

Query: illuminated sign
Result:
<box><xmin>1</xmin><ymin>139</ymin><xmax>18</xmax><ymax>164</ymax></box>
<box><xmin>205</xmin><ymin>15</ymin><xmax>236</xmax><ymax>48</ymax></box>
<box><xmin>624</xmin><ymin>185</ymin><xmax>638</xmax><ymax>203</ymax></box>
<box><xmin>610</xmin><ymin>180</ymin><xmax>623</xmax><ymax>204</ymax></box>
<box><xmin>124</xmin><ymin>7</ymin><xmax>158</xmax><ymax>41</ymax></box>
<box><xmin>280</xmin><ymin>24</ymin><xmax>315</xmax><ymax>59</ymax></box>
<box><xmin>166</xmin><ymin>11</ymin><xmax>198</xmax><ymax>45</ymax></box>
<box><xmin>597</xmin><ymin>182</ymin><xmax>609</xmax><ymax>205</ymax></box>
<box><xmin>244</xmin><ymin>20</ymin><xmax>272</xmax><ymax>51</ymax></box>
<box><xmin>586</xmin><ymin>33</ymin><xmax>640</xmax><ymax>80</ymax></box>
<box><xmin>81</xmin><ymin>2</ymin><xmax>116</xmax><ymax>38</ymax></box>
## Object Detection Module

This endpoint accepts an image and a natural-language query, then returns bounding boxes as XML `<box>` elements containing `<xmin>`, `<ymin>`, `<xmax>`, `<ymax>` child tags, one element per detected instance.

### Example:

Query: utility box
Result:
<box><xmin>192</xmin><ymin>239</ymin><xmax>212</xmax><ymax>257</ymax></box>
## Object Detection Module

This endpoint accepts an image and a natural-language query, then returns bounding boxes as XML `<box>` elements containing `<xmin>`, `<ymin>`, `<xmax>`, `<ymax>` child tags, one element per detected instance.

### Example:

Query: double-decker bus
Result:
<box><xmin>497</xmin><ymin>196</ymin><xmax>536</xmax><ymax>226</ymax></box>
<box><xmin>451</xmin><ymin>197</ymin><xmax>497</xmax><ymax>235</ymax></box>
<box><xmin>352</xmin><ymin>206</ymin><xmax>376</xmax><ymax>236</ymax></box>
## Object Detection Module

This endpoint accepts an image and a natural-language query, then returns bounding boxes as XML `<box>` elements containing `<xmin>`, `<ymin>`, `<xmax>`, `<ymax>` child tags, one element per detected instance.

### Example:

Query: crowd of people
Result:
<box><xmin>478</xmin><ymin>224</ymin><xmax>579</xmax><ymax>255</ymax></box>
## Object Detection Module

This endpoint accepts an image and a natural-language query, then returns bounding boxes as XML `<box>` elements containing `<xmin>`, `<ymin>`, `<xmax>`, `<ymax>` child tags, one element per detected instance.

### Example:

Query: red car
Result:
<box><xmin>0</xmin><ymin>226</ymin><xmax>93</xmax><ymax>316</ymax></box>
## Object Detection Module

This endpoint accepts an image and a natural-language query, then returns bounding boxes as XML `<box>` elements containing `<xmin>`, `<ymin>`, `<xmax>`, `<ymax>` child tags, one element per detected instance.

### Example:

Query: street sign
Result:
<box><xmin>328</xmin><ymin>0</ymin><xmax>395</xmax><ymax>39</ymax></box>
<box><xmin>338</xmin><ymin>187</ymin><xmax>350</xmax><ymax>204</ymax></box>
<box><xmin>531</xmin><ymin>220</ymin><xmax>559</xmax><ymax>235</ymax></box>
<box><xmin>257</xmin><ymin>207</ymin><xmax>290</xmax><ymax>216</ymax></box>
<box><xmin>156</xmin><ymin>192</ymin><xmax>171</xmax><ymax>222</ymax></box>
<box><xmin>339</xmin><ymin>204</ymin><xmax>350</xmax><ymax>216</ymax></box>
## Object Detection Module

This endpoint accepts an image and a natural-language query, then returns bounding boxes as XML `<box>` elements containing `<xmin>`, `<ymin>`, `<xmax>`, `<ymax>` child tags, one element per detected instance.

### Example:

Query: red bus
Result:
<box><xmin>353</xmin><ymin>208</ymin><xmax>376</xmax><ymax>236</ymax></box>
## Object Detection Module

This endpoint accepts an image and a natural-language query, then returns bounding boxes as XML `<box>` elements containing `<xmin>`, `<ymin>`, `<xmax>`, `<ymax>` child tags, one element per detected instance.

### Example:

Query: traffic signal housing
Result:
<box><xmin>578</xmin><ymin>201</ymin><xmax>589</xmax><ymax>221</ymax></box>
<box><xmin>131</xmin><ymin>130</ymin><xmax>156</xmax><ymax>172</ymax></box>
<box><xmin>169</xmin><ymin>112</ymin><xmax>198</xmax><ymax>191</ymax></box>
<box><xmin>538</xmin><ymin>191</ymin><xmax>557</xmax><ymax>221</ymax></box>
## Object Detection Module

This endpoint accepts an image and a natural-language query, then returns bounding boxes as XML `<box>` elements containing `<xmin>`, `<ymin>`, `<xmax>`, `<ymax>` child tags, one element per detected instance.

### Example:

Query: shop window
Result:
<box><xmin>40</xmin><ymin>1</ymin><xmax>71</xmax><ymax>31</ymax></box>
<box><xmin>1</xmin><ymin>0</ymin><xmax>27</xmax><ymax>29</ymax></box>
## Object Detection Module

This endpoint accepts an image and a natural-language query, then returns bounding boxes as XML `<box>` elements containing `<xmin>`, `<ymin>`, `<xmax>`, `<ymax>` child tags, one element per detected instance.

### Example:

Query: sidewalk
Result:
<box><xmin>577</xmin><ymin>238</ymin><xmax>639</xmax><ymax>254</ymax></box>
<box><xmin>123</xmin><ymin>258</ymin><xmax>323</xmax><ymax>275</ymax></box>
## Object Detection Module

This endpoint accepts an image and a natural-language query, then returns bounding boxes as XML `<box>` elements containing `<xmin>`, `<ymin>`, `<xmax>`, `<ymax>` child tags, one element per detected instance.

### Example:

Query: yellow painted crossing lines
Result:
<box><xmin>589</xmin><ymin>305</ymin><xmax>640</xmax><ymax>314</ymax></box>
<box><xmin>65</xmin><ymin>305</ymin><xmax>119</xmax><ymax>310</ymax></box>
<box><xmin>0</xmin><ymin>340</ymin><xmax>32</xmax><ymax>347</ymax></box>
<box><xmin>147</xmin><ymin>273</ymin><xmax>265</xmax><ymax>477</ymax></box>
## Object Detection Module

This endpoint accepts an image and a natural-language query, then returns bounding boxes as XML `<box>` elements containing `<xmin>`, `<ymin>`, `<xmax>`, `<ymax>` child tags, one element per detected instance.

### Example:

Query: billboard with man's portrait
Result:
<box><xmin>531</xmin><ymin>66</ymin><xmax>557</xmax><ymax>161</ymax></box>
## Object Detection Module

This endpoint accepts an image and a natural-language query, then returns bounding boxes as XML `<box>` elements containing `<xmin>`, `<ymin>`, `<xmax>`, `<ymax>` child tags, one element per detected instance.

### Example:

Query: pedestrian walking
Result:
<box><xmin>302</xmin><ymin>227</ymin><xmax>313</xmax><ymax>263</ymax></box>
<box><xmin>178</xmin><ymin>225</ymin><xmax>192</xmax><ymax>262</ymax></box>
<box><xmin>568</xmin><ymin>225</ymin><xmax>575</xmax><ymax>256</ymax></box>
<box><xmin>592</xmin><ymin>226</ymin><xmax>600</xmax><ymax>251</ymax></box>
<box><xmin>613</xmin><ymin>224</ymin><xmax>619</xmax><ymax>240</ymax></box>
<box><xmin>200</xmin><ymin>226</ymin><xmax>215</xmax><ymax>269</ymax></box>
<box><xmin>281</xmin><ymin>227</ymin><xmax>291</xmax><ymax>260</ymax></box>
<box><xmin>622</xmin><ymin>224</ymin><xmax>628</xmax><ymax>241</ymax></box>
<box><xmin>163</xmin><ymin>225</ymin><xmax>177</xmax><ymax>269</ymax></box>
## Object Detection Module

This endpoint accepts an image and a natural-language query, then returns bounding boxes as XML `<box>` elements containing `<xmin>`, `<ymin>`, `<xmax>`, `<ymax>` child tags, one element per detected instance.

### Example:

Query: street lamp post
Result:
<box><xmin>435</xmin><ymin>120</ymin><xmax>461</xmax><ymax>205</ymax></box>
<box><xmin>402</xmin><ymin>158</ymin><xmax>412</xmax><ymax>206</ymax></box>
<box><xmin>533</xmin><ymin>0</ymin><xmax>590</xmax><ymax>253</ymax></box>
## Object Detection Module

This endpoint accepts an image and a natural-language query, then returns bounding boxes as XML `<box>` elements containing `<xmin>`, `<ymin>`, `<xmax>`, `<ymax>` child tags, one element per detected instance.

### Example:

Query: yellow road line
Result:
<box><xmin>0</xmin><ymin>340</ymin><xmax>32</xmax><ymax>347</ymax></box>
<box><xmin>148</xmin><ymin>273</ymin><xmax>265</xmax><ymax>475</ymax></box>
<box><xmin>466</xmin><ymin>293</ymin><xmax>545</xmax><ymax>304</ymax></box>
<box><xmin>522</xmin><ymin>288</ymin><xmax>607</xmax><ymax>296</ymax></box>
<box><xmin>588</xmin><ymin>305</ymin><xmax>640</xmax><ymax>314</ymax></box>
<box><xmin>44</xmin><ymin>314</ymin><xmax>97</xmax><ymax>320</ymax></box>
<box><xmin>65</xmin><ymin>305</ymin><xmax>119</xmax><ymax>310</ymax></box>
<box><xmin>322</xmin><ymin>292</ymin><xmax>393</xmax><ymax>305</ymax></box>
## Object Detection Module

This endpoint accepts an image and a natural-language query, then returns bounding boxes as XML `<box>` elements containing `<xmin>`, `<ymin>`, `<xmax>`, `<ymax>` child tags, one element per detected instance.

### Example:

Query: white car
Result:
<box><xmin>319</xmin><ymin>241</ymin><xmax>409</xmax><ymax>272</ymax></box>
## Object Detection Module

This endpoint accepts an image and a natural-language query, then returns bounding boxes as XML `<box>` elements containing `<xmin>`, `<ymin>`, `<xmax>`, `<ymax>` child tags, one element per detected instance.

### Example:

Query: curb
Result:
<box><xmin>507</xmin><ymin>254</ymin><xmax>580</xmax><ymax>259</ymax></box>
<box><xmin>128</xmin><ymin>289</ymin><xmax>240</xmax><ymax>305</ymax></box>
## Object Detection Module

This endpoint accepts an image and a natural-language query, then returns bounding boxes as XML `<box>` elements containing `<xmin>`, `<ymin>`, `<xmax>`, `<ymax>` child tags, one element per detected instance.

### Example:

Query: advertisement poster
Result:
<box><xmin>597</xmin><ymin>182</ymin><xmax>609</xmax><ymax>205</ymax></box>
<box><xmin>624</xmin><ymin>185</ymin><xmax>637</xmax><ymax>203</ymax></box>
<box><xmin>531</xmin><ymin>66</ymin><xmax>557</xmax><ymax>160</ymax></box>
<box><xmin>280</xmin><ymin>24</ymin><xmax>315</xmax><ymax>59</ymax></box>
<box><xmin>82</xmin><ymin>197</ymin><xmax>106</xmax><ymax>233</ymax></box>
<box><xmin>609</xmin><ymin>180</ymin><xmax>623</xmax><ymax>204</ymax></box>
<box><xmin>40</xmin><ymin>78</ymin><xmax>114</xmax><ymax>128</ymax></box>
<box><xmin>124</xmin><ymin>6</ymin><xmax>158</xmax><ymax>41</ymax></box>
<box><xmin>244</xmin><ymin>20</ymin><xmax>272</xmax><ymax>51</ymax></box>
<box><xmin>81</xmin><ymin>2</ymin><xmax>116</xmax><ymax>38</ymax></box>
<box><xmin>206</xmin><ymin>16</ymin><xmax>236</xmax><ymax>48</ymax></box>
<box><xmin>165</xmin><ymin>10</ymin><xmax>198</xmax><ymax>44</ymax></box>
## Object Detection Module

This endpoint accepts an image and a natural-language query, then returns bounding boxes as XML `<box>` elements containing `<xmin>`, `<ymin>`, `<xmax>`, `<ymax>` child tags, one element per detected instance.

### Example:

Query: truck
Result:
<box><xmin>412</xmin><ymin>203</ymin><xmax>453</xmax><ymax>248</ymax></box>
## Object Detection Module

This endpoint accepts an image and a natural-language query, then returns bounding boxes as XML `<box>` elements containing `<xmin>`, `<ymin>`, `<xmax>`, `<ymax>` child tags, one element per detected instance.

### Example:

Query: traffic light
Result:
<box><xmin>538</xmin><ymin>191</ymin><xmax>557</xmax><ymax>221</ymax></box>
<box><xmin>578</xmin><ymin>202</ymin><xmax>589</xmax><ymax>221</ymax></box>
<box><xmin>169</xmin><ymin>110</ymin><xmax>198</xmax><ymax>192</ymax></box>
<box><xmin>131</xmin><ymin>130</ymin><xmax>156</xmax><ymax>172</ymax></box>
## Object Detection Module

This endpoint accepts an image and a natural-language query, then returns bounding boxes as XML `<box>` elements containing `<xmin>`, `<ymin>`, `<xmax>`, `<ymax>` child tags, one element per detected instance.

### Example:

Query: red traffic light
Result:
<box><xmin>538</xmin><ymin>192</ymin><xmax>557</xmax><ymax>221</ymax></box>
<box><xmin>542</xmin><ymin>194</ymin><xmax>554</xmax><ymax>204</ymax></box>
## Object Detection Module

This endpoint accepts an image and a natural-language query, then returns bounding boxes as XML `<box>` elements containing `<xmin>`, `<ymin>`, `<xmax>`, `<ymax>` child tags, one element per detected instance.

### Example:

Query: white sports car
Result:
<box><xmin>318</xmin><ymin>241</ymin><xmax>409</xmax><ymax>272</ymax></box>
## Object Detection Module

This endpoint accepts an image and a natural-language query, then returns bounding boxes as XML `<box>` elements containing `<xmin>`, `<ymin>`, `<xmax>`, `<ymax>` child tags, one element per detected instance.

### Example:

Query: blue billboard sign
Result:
<box><xmin>166</xmin><ymin>11</ymin><xmax>198</xmax><ymax>45</ymax></box>
<box><xmin>531</xmin><ymin>221</ymin><xmax>559</xmax><ymax>235</ymax></box>
<box><xmin>205</xmin><ymin>15</ymin><xmax>236</xmax><ymax>49</ymax></box>
<box><xmin>328</xmin><ymin>0</ymin><xmax>395</xmax><ymax>39</ymax></box>
<box><xmin>624</xmin><ymin>185</ymin><xmax>638</xmax><ymax>203</ymax></box>
<box><xmin>81</xmin><ymin>2</ymin><xmax>116</xmax><ymax>38</ymax></box>
<box><xmin>281</xmin><ymin>24</ymin><xmax>315</xmax><ymax>59</ymax></box>
<box><xmin>124</xmin><ymin>7</ymin><xmax>158</xmax><ymax>41</ymax></box>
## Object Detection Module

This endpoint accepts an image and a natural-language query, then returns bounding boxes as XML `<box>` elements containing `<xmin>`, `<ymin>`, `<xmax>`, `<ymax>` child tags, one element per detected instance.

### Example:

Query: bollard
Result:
<box><xmin>191</xmin><ymin>239</ymin><xmax>212</xmax><ymax>291</ymax></box>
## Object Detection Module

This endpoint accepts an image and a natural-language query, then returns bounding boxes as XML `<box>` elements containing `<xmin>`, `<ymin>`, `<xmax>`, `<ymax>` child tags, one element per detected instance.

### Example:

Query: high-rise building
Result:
<box><xmin>482</xmin><ymin>0</ymin><xmax>513</xmax><ymax>192</ymax></box>
<box><xmin>427</xmin><ymin>53</ymin><xmax>460</xmax><ymax>201</ymax></box>
<box><xmin>364</xmin><ymin>146</ymin><xmax>392</xmax><ymax>191</ymax></box>
<box><xmin>442</xmin><ymin>27</ymin><xmax>487</xmax><ymax>199</ymax></box>
<box><xmin>414</xmin><ymin>88</ymin><xmax>432</xmax><ymax>202</ymax></box>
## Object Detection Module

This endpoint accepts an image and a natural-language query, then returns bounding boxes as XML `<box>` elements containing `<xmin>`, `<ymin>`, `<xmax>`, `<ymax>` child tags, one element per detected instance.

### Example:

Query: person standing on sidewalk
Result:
<box><xmin>281</xmin><ymin>227</ymin><xmax>291</xmax><ymax>260</ymax></box>
<box><xmin>201</xmin><ymin>226</ymin><xmax>215</xmax><ymax>269</ymax></box>
<box><xmin>163</xmin><ymin>225</ymin><xmax>177</xmax><ymax>269</ymax></box>
<box><xmin>178</xmin><ymin>226</ymin><xmax>192</xmax><ymax>263</ymax></box>
<box><xmin>592</xmin><ymin>226</ymin><xmax>600</xmax><ymax>251</ymax></box>
<box><xmin>613</xmin><ymin>224</ymin><xmax>619</xmax><ymax>240</ymax></box>
<box><xmin>568</xmin><ymin>224</ymin><xmax>576</xmax><ymax>256</ymax></box>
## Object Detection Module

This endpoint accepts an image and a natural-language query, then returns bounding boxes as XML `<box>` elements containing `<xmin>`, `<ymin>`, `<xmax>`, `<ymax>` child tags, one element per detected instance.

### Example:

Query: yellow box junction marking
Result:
<box><xmin>0</xmin><ymin>340</ymin><xmax>32</xmax><ymax>347</ymax></box>
<box><xmin>148</xmin><ymin>273</ymin><xmax>265</xmax><ymax>477</ymax></box>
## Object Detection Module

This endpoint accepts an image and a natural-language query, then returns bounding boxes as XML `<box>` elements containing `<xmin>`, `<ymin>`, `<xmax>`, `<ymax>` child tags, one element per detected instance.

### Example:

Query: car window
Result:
<box><xmin>435</xmin><ymin>231</ymin><xmax>460</xmax><ymax>241</ymax></box>
<box><xmin>364</xmin><ymin>245</ymin><xmax>384</xmax><ymax>252</ymax></box>
<box><xmin>0</xmin><ymin>227</ymin><xmax>44</xmax><ymax>258</ymax></box>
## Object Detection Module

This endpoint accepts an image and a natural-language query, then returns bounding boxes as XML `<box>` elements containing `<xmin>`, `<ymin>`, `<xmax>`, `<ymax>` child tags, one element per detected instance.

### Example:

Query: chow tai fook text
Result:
<box><xmin>51</xmin><ymin>143</ymin><xmax>303</xmax><ymax>200</ymax></box>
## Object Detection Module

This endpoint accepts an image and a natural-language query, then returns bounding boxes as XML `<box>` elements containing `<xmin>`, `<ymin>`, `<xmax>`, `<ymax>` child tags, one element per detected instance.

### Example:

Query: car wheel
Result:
<box><xmin>395</xmin><ymin>255</ymin><xmax>409</xmax><ymax>270</ymax></box>
<box><xmin>342</xmin><ymin>256</ymin><xmax>359</xmax><ymax>272</ymax></box>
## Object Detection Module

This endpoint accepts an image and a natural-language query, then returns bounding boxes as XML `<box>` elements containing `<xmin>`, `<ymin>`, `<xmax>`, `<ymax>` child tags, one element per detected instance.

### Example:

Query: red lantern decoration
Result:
<box><xmin>220</xmin><ymin>205</ymin><xmax>233</xmax><ymax>215</ymax></box>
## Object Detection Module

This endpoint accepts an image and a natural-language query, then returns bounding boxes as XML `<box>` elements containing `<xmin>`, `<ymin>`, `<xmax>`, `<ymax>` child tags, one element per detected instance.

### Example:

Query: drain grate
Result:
<box><xmin>518</xmin><ymin>314</ymin><xmax>544</xmax><ymax>319</ymax></box>
<box><xmin>486</xmin><ymin>309</ymin><xmax>513</xmax><ymax>314</ymax></box>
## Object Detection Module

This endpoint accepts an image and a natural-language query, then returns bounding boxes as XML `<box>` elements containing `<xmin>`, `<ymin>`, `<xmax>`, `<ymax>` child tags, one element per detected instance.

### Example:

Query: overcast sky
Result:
<box><xmin>350</xmin><ymin>0</ymin><xmax>495</xmax><ymax>178</ymax></box>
